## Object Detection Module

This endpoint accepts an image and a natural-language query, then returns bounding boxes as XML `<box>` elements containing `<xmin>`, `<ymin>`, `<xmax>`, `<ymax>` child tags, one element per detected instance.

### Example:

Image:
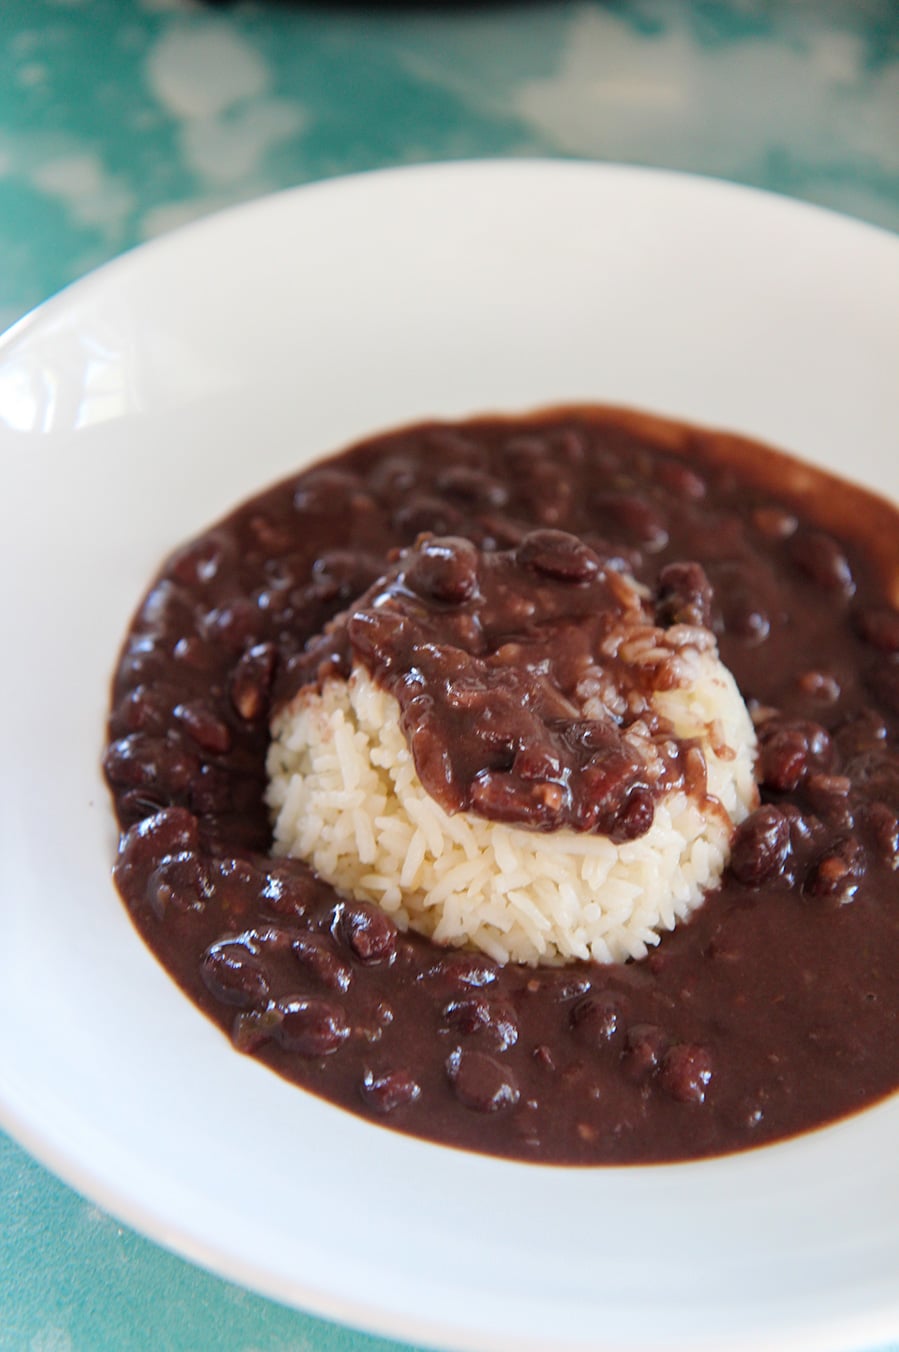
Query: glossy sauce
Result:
<box><xmin>104</xmin><ymin>407</ymin><xmax>899</xmax><ymax>1164</ymax></box>
<box><xmin>287</xmin><ymin>531</ymin><xmax>722</xmax><ymax>841</ymax></box>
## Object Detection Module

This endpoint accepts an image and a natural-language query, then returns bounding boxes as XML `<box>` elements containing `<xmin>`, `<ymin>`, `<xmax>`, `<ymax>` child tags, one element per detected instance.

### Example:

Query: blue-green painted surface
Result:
<box><xmin>1</xmin><ymin>1</ymin><xmax>896</xmax><ymax>1347</ymax></box>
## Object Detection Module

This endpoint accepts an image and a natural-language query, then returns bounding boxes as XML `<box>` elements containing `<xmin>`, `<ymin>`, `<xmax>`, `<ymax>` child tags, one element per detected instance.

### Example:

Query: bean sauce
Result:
<box><xmin>286</xmin><ymin>532</ymin><xmax>721</xmax><ymax>840</ymax></box>
<box><xmin>104</xmin><ymin>407</ymin><xmax>899</xmax><ymax>1165</ymax></box>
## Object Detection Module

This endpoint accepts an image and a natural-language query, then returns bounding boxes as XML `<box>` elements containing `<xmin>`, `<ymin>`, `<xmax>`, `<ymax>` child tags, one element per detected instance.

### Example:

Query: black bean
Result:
<box><xmin>252</xmin><ymin>588</ymin><xmax>292</xmax><ymax>626</ymax></box>
<box><xmin>247</xmin><ymin>513</ymin><xmax>295</xmax><ymax>555</ymax></box>
<box><xmin>507</xmin><ymin>445</ymin><xmax>574</xmax><ymax>518</ymax></box>
<box><xmin>470</xmin><ymin>771</ymin><xmax>565</xmax><ymax>828</ymax></box>
<box><xmin>623</xmin><ymin>1024</ymin><xmax>668</xmax><ymax>1080</ymax></box>
<box><xmin>147</xmin><ymin>852</ymin><xmax>209</xmax><ymax>919</ymax></box>
<box><xmin>469</xmin><ymin>699</ymin><xmax>528</xmax><ymax>753</ymax></box>
<box><xmin>202</xmin><ymin>598</ymin><xmax>263</xmax><ymax>653</ymax></box>
<box><xmin>360</xmin><ymin>1068</ymin><xmax>421</xmax><ymax>1114</ymax></box>
<box><xmin>441</xmin><ymin>996</ymin><xmax>519</xmax><ymax>1052</ymax></box>
<box><xmin>209</xmin><ymin>857</ymin><xmax>265</xmax><ymax>919</ymax></box>
<box><xmin>436</xmin><ymin>465</ymin><xmax>508</xmax><ymax>507</ymax></box>
<box><xmin>446</xmin><ymin>1048</ymin><xmax>520</xmax><ymax>1113</ymax></box>
<box><xmin>392</xmin><ymin>494</ymin><xmax>463</xmax><ymax>538</ymax></box>
<box><xmin>346</xmin><ymin>608</ymin><xmax>410</xmax><ymax>668</ymax></box>
<box><xmin>593</xmin><ymin>492</ymin><xmax>669</xmax><ymax>552</ymax></box>
<box><xmin>797</xmin><ymin>670</ymin><xmax>841</xmax><ymax>705</ymax></box>
<box><xmin>805</xmin><ymin>773</ymin><xmax>852</xmax><ymax>816</ymax></box>
<box><xmin>293</xmin><ymin>468</ymin><xmax>364</xmax><ymax>514</ymax></box>
<box><xmin>723</xmin><ymin>599</ymin><xmax>770</xmax><ymax>646</ymax></box>
<box><xmin>441</xmin><ymin>995</ymin><xmax>489</xmax><ymax>1036</ymax></box>
<box><xmin>200</xmin><ymin>940</ymin><xmax>270</xmax><ymax>1008</ymax></box>
<box><xmin>836</xmin><ymin>708</ymin><xmax>888</xmax><ymax>759</ymax></box>
<box><xmin>404</xmin><ymin>537</ymin><xmax>480</xmax><ymax>604</ymax></box>
<box><xmin>104</xmin><ymin>734</ymin><xmax>198</xmax><ymax>797</ymax></box>
<box><xmin>657</xmin><ymin>458</ymin><xmax>706</xmax><ymax>501</ymax></box>
<box><xmin>656</xmin><ymin>561</ymin><xmax>713</xmax><ymax>629</ymax></box>
<box><xmin>188</xmin><ymin>763</ymin><xmax>234</xmax><ymax>815</ymax></box>
<box><xmin>790</xmin><ymin>531</ymin><xmax>855</xmax><ymax>595</ymax></box>
<box><xmin>334</xmin><ymin>901</ymin><xmax>397</xmax><ymax>964</ymax></box>
<box><xmin>140</xmin><ymin>579</ymin><xmax>199</xmax><ymax>639</ymax></box>
<box><xmin>292</xmin><ymin>935</ymin><xmax>353</xmax><ymax>992</ymax></box>
<box><xmin>729</xmin><ymin>807</ymin><xmax>791</xmax><ymax>885</ymax></box>
<box><xmin>660</xmin><ymin>1043</ymin><xmax>713</xmax><ymax>1104</ymax></box>
<box><xmin>859</xmin><ymin>803</ymin><xmax>899</xmax><ymax>867</ymax></box>
<box><xmin>311</xmin><ymin>550</ymin><xmax>384</xmax><ymax>603</ymax></box>
<box><xmin>844</xmin><ymin>750</ymin><xmax>899</xmax><ymax>810</ymax></box>
<box><xmin>732</xmin><ymin>1097</ymin><xmax>766</xmax><ymax>1131</ymax></box>
<box><xmin>856</xmin><ymin>607</ymin><xmax>899</xmax><ymax>653</ymax></box>
<box><xmin>168</xmin><ymin>536</ymin><xmax>227</xmax><ymax>587</ymax></box>
<box><xmin>115</xmin><ymin>807</ymin><xmax>200</xmax><ymax>885</ymax></box>
<box><xmin>757</xmin><ymin>719</ymin><xmax>833</xmax><ymax>792</ymax></box>
<box><xmin>274</xmin><ymin>997</ymin><xmax>350</xmax><ymax>1056</ymax></box>
<box><xmin>113</xmin><ymin>684</ymin><xmax>171</xmax><ymax>736</ymax></box>
<box><xmin>574</xmin><ymin>751</ymin><xmax>650</xmax><ymax>836</ymax></box>
<box><xmin>752</xmin><ymin>506</ymin><xmax>797</xmax><ymax>539</ymax></box>
<box><xmin>242</xmin><ymin>925</ymin><xmax>301</xmax><ymax>955</ymax></box>
<box><xmin>428</xmin><ymin>952</ymin><xmax>498</xmax><ymax>991</ymax></box>
<box><xmin>569</xmin><ymin>993</ymin><xmax>623</xmax><ymax>1047</ymax></box>
<box><xmin>613</xmin><ymin>788</ymin><xmax>656</xmax><ymax>842</ymax></box>
<box><xmin>173</xmin><ymin>636</ymin><xmax>217</xmax><ymax>671</ymax></box>
<box><xmin>116</xmin><ymin>637</ymin><xmax>164</xmax><ymax>689</ymax></box>
<box><xmin>563</xmin><ymin>721</ymin><xmax>618</xmax><ymax>753</ymax></box>
<box><xmin>549</xmin><ymin>975</ymin><xmax>593</xmax><ymax>1002</ymax></box>
<box><xmin>114</xmin><ymin>783</ymin><xmax>171</xmax><ymax>824</ymax></box>
<box><xmin>516</xmin><ymin>530</ymin><xmax>601</xmax><ymax>583</ymax></box>
<box><xmin>259</xmin><ymin>867</ymin><xmax>317</xmax><ymax>920</ymax></box>
<box><xmin>804</xmin><ymin>836</ymin><xmax>865</xmax><ymax>907</ymax></box>
<box><xmin>174</xmin><ymin>702</ymin><xmax>232</xmax><ymax>755</ymax></box>
<box><xmin>511</xmin><ymin>745</ymin><xmax>563</xmax><ymax>784</ymax></box>
<box><xmin>368</xmin><ymin>453</ymin><xmax>419</xmax><ymax>497</ymax></box>
<box><xmin>478</xmin><ymin>513</ymin><xmax>529</xmax><ymax>547</ymax></box>
<box><xmin>780</xmin><ymin>803</ymin><xmax>822</xmax><ymax>852</ymax></box>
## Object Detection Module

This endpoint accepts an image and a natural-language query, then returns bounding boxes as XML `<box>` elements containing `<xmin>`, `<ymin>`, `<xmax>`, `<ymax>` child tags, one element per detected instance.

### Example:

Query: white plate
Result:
<box><xmin>1</xmin><ymin>161</ymin><xmax>897</xmax><ymax>1352</ymax></box>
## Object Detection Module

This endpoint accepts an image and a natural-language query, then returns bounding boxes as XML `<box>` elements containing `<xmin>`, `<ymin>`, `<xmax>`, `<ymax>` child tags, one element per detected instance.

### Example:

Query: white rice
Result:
<box><xmin>266</xmin><ymin>641</ymin><xmax>758</xmax><ymax>966</ymax></box>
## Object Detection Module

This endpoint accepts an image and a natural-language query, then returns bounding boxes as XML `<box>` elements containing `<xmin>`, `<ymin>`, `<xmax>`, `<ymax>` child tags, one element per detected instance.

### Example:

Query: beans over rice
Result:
<box><xmin>103</xmin><ymin>407</ymin><xmax>899</xmax><ymax>1164</ymax></box>
<box><xmin>267</xmin><ymin>533</ymin><xmax>758</xmax><ymax>965</ymax></box>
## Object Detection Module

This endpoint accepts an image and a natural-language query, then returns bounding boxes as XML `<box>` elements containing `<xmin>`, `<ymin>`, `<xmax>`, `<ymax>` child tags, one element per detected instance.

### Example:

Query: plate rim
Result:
<box><xmin>1</xmin><ymin>157</ymin><xmax>898</xmax><ymax>1352</ymax></box>
<box><xmin>2</xmin><ymin>155</ymin><xmax>897</xmax><ymax>358</ymax></box>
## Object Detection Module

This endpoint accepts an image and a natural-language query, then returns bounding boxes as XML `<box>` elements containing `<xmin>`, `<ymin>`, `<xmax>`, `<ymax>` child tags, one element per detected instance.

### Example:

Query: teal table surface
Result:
<box><xmin>1</xmin><ymin>2</ymin><xmax>897</xmax><ymax>1349</ymax></box>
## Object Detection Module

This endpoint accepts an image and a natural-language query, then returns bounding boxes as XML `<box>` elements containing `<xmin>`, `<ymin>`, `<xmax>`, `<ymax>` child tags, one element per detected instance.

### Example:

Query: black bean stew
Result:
<box><xmin>287</xmin><ymin>532</ymin><xmax>723</xmax><ymax>841</ymax></box>
<box><xmin>104</xmin><ymin>407</ymin><xmax>899</xmax><ymax>1165</ymax></box>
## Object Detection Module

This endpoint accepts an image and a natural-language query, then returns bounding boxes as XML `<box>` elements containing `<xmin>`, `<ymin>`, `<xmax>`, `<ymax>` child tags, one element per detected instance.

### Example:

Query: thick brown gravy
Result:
<box><xmin>104</xmin><ymin>407</ymin><xmax>899</xmax><ymax>1164</ymax></box>
<box><xmin>284</xmin><ymin>530</ymin><xmax>721</xmax><ymax>841</ymax></box>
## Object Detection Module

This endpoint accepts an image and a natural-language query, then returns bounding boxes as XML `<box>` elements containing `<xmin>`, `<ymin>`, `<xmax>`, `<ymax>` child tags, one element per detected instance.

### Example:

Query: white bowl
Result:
<box><xmin>1</xmin><ymin>160</ymin><xmax>897</xmax><ymax>1352</ymax></box>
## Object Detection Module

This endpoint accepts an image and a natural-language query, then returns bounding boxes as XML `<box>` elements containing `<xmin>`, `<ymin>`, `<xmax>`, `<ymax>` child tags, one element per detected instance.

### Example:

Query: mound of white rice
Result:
<box><xmin>266</xmin><ymin>641</ymin><xmax>758</xmax><ymax>966</ymax></box>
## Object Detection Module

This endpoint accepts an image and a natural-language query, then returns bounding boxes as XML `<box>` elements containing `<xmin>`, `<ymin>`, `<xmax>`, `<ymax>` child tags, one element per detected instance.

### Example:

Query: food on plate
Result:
<box><xmin>104</xmin><ymin>406</ymin><xmax>899</xmax><ymax>1164</ymax></box>
<box><xmin>267</xmin><ymin>534</ymin><xmax>757</xmax><ymax>966</ymax></box>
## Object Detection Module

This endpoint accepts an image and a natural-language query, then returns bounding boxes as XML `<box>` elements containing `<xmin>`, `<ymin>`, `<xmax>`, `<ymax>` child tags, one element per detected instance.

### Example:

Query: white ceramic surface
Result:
<box><xmin>0</xmin><ymin>161</ymin><xmax>897</xmax><ymax>1352</ymax></box>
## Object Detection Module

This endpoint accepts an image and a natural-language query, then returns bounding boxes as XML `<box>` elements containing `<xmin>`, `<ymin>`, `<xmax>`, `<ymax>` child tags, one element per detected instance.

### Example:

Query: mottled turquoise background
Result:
<box><xmin>1</xmin><ymin>1</ymin><xmax>897</xmax><ymax>1348</ymax></box>
<box><xmin>2</xmin><ymin>0</ymin><xmax>897</xmax><ymax>334</ymax></box>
